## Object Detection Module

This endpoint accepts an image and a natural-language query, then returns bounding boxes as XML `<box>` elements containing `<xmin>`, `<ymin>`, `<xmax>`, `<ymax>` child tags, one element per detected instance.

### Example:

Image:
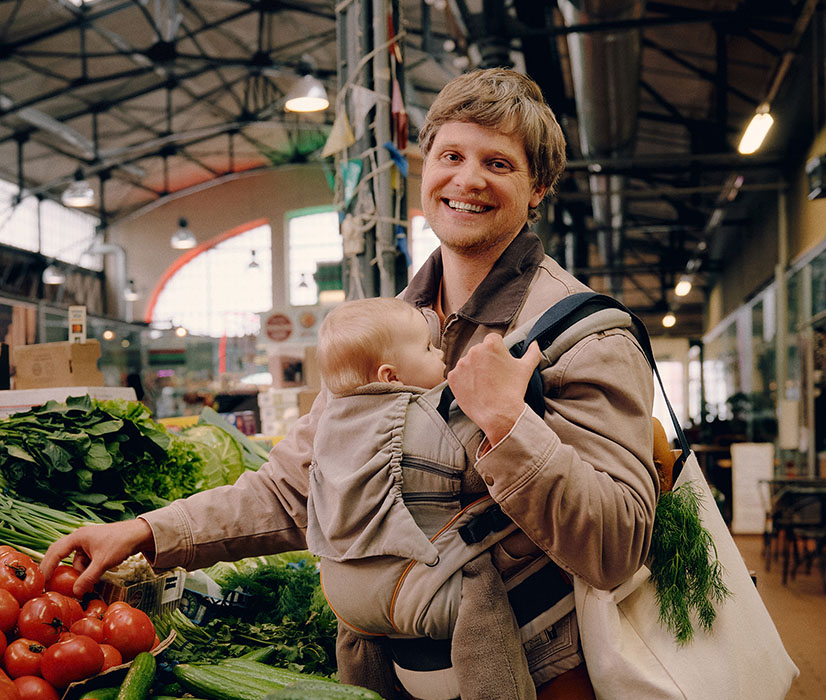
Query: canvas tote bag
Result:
<box><xmin>573</xmin><ymin>301</ymin><xmax>799</xmax><ymax>700</ymax></box>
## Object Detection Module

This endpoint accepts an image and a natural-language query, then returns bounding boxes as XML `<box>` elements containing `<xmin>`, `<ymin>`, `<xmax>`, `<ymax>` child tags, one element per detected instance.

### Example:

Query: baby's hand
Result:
<box><xmin>447</xmin><ymin>334</ymin><xmax>542</xmax><ymax>445</ymax></box>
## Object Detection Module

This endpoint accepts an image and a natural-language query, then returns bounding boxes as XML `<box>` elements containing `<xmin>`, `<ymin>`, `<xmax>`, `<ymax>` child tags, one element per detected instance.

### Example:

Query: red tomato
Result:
<box><xmin>0</xmin><ymin>589</ymin><xmax>19</xmax><ymax>635</ymax></box>
<box><xmin>43</xmin><ymin>567</ymin><xmax>79</xmax><ymax>601</ymax></box>
<box><xmin>12</xmin><ymin>677</ymin><xmax>58</xmax><ymax>700</ymax></box>
<box><xmin>101</xmin><ymin>601</ymin><xmax>131</xmax><ymax>619</ymax></box>
<box><xmin>150</xmin><ymin>634</ymin><xmax>160</xmax><ymax>651</ymax></box>
<box><xmin>39</xmin><ymin>635</ymin><xmax>103</xmax><ymax>689</ymax></box>
<box><xmin>101</xmin><ymin>607</ymin><xmax>154</xmax><ymax>661</ymax></box>
<box><xmin>69</xmin><ymin>617</ymin><xmax>103</xmax><ymax>644</ymax></box>
<box><xmin>98</xmin><ymin>643</ymin><xmax>122</xmax><ymax>672</ymax></box>
<box><xmin>0</xmin><ymin>632</ymin><xmax>6</xmax><ymax>657</ymax></box>
<box><xmin>0</xmin><ymin>553</ymin><xmax>44</xmax><ymax>606</ymax></box>
<box><xmin>0</xmin><ymin>679</ymin><xmax>21</xmax><ymax>700</ymax></box>
<box><xmin>83</xmin><ymin>600</ymin><xmax>107</xmax><ymax>620</ymax></box>
<box><xmin>3</xmin><ymin>639</ymin><xmax>45</xmax><ymax>680</ymax></box>
<box><xmin>16</xmin><ymin>597</ymin><xmax>65</xmax><ymax>648</ymax></box>
<box><xmin>42</xmin><ymin>593</ymin><xmax>81</xmax><ymax>628</ymax></box>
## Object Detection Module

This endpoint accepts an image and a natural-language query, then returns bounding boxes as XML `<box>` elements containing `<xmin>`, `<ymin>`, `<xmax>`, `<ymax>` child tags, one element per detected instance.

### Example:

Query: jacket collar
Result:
<box><xmin>403</xmin><ymin>227</ymin><xmax>546</xmax><ymax>327</ymax></box>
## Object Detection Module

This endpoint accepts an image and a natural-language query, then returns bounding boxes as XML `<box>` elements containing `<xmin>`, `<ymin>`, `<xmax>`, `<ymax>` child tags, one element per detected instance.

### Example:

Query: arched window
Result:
<box><xmin>147</xmin><ymin>220</ymin><xmax>272</xmax><ymax>337</ymax></box>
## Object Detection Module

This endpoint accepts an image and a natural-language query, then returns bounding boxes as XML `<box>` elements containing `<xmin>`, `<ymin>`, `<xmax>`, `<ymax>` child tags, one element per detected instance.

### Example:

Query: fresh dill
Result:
<box><xmin>648</xmin><ymin>481</ymin><xmax>731</xmax><ymax>645</ymax></box>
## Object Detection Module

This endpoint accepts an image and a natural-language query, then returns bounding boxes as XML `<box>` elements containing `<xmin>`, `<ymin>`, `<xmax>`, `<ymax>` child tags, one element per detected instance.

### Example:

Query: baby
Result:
<box><xmin>307</xmin><ymin>297</ymin><xmax>535</xmax><ymax>700</ymax></box>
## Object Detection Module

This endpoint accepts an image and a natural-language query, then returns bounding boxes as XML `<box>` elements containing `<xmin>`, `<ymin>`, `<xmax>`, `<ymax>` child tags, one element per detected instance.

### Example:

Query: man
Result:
<box><xmin>41</xmin><ymin>68</ymin><xmax>658</xmax><ymax>699</ymax></box>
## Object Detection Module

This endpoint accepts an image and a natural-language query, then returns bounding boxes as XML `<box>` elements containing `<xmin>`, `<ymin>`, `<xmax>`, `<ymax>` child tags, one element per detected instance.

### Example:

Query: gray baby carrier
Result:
<box><xmin>313</xmin><ymin>293</ymin><xmax>642</xmax><ymax>650</ymax></box>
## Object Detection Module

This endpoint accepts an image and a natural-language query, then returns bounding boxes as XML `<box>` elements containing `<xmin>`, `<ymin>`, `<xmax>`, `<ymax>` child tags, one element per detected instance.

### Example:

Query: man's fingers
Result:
<box><xmin>39</xmin><ymin>537</ymin><xmax>79</xmax><ymax>580</ymax></box>
<box><xmin>521</xmin><ymin>340</ymin><xmax>543</xmax><ymax>368</ymax></box>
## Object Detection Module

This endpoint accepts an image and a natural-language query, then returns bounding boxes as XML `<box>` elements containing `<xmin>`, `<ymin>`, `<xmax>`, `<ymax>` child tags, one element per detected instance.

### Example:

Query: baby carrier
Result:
<box><xmin>309</xmin><ymin>293</ymin><xmax>650</xmax><ymax>656</ymax></box>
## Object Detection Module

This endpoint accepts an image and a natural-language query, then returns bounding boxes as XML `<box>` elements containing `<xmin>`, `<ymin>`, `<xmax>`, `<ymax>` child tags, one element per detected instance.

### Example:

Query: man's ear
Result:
<box><xmin>377</xmin><ymin>363</ymin><xmax>400</xmax><ymax>383</ymax></box>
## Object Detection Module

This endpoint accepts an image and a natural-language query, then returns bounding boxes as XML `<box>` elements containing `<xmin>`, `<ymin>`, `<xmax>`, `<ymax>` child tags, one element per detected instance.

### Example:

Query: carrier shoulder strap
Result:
<box><xmin>437</xmin><ymin>292</ymin><xmax>690</xmax><ymax>482</ymax></box>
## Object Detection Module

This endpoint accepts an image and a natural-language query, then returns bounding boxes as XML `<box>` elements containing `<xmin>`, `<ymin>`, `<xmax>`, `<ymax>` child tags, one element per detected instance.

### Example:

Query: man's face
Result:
<box><xmin>421</xmin><ymin>121</ymin><xmax>546</xmax><ymax>257</ymax></box>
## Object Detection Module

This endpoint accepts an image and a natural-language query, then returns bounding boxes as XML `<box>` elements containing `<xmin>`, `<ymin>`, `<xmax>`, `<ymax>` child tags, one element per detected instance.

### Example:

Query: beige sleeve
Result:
<box><xmin>473</xmin><ymin>328</ymin><xmax>659</xmax><ymax>590</ymax></box>
<box><xmin>142</xmin><ymin>389</ymin><xmax>328</xmax><ymax>571</ymax></box>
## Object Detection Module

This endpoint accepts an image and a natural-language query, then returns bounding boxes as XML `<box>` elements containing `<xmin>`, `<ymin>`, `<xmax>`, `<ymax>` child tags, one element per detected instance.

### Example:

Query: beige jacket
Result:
<box><xmin>143</xmin><ymin>229</ymin><xmax>658</xmax><ymax>592</ymax></box>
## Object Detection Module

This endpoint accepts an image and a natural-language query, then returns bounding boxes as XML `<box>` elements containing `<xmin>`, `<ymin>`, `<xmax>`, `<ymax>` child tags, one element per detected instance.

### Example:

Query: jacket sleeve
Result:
<box><xmin>473</xmin><ymin>328</ymin><xmax>658</xmax><ymax>590</ymax></box>
<box><xmin>142</xmin><ymin>389</ymin><xmax>328</xmax><ymax>571</ymax></box>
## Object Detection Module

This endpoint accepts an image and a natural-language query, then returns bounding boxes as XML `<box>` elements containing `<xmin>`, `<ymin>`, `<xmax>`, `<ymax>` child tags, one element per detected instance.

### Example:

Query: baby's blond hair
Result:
<box><xmin>317</xmin><ymin>297</ymin><xmax>420</xmax><ymax>394</ymax></box>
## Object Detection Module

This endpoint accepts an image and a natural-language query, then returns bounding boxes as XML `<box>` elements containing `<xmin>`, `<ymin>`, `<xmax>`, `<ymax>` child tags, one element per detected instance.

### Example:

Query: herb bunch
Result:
<box><xmin>648</xmin><ymin>481</ymin><xmax>731</xmax><ymax>645</ymax></box>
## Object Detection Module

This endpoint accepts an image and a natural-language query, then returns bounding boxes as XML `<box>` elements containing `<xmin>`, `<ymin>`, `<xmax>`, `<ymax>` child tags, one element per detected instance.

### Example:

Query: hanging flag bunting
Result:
<box><xmin>339</xmin><ymin>159</ymin><xmax>363</xmax><ymax>208</ymax></box>
<box><xmin>395</xmin><ymin>225</ymin><xmax>411</xmax><ymax>267</ymax></box>
<box><xmin>322</xmin><ymin>110</ymin><xmax>356</xmax><ymax>158</ymax></box>
<box><xmin>383</xmin><ymin>141</ymin><xmax>408</xmax><ymax>177</ymax></box>
<box><xmin>350</xmin><ymin>85</ymin><xmax>380</xmax><ymax>140</ymax></box>
<box><xmin>391</xmin><ymin>78</ymin><xmax>409</xmax><ymax>150</ymax></box>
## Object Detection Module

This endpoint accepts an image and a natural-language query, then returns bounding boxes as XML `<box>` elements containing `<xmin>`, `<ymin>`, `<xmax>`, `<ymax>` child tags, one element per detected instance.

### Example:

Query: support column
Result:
<box><xmin>335</xmin><ymin>0</ymin><xmax>406</xmax><ymax>300</ymax></box>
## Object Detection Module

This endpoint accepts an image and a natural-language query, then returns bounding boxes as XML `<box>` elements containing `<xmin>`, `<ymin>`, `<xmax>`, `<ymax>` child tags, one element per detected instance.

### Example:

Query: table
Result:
<box><xmin>762</xmin><ymin>478</ymin><xmax>826</xmax><ymax>590</ymax></box>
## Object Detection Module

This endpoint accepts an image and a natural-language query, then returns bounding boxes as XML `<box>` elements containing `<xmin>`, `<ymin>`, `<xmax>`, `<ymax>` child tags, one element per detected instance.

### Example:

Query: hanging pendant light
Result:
<box><xmin>42</xmin><ymin>263</ymin><xmax>66</xmax><ymax>285</ymax></box>
<box><xmin>62</xmin><ymin>169</ymin><xmax>96</xmax><ymax>207</ymax></box>
<box><xmin>170</xmin><ymin>217</ymin><xmax>196</xmax><ymax>249</ymax></box>
<box><xmin>285</xmin><ymin>74</ymin><xmax>329</xmax><ymax>113</ymax></box>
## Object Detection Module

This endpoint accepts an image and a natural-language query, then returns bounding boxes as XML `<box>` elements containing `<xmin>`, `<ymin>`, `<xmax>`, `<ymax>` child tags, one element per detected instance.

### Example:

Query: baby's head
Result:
<box><xmin>317</xmin><ymin>298</ymin><xmax>446</xmax><ymax>395</ymax></box>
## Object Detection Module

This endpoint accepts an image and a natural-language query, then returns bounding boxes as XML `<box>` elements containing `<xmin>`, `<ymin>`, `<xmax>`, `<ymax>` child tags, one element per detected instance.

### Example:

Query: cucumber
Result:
<box><xmin>216</xmin><ymin>659</ymin><xmax>332</xmax><ymax>686</ymax></box>
<box><xmin>116</xmin><ymin>652</ymin><xmax>156</xmax><ymax>700</ymax></box>
<box><xmin>268</xmin><ymin>679</ymin><xmax>384</xmax><ymax>700</ymax></box>
<box><xmin>172</xmin><ymin>664</ymin><xmax>280</xmax><ymax>700</ymax></box>
<box><xmin>79</xmin><ymin>688</ymin><xmax>120</xmax><ymax>700</ymax></box>
<box><xmin>239</xmin><ymin>645</ymin><xmax>278</xmax><ymax>663</ymax></box>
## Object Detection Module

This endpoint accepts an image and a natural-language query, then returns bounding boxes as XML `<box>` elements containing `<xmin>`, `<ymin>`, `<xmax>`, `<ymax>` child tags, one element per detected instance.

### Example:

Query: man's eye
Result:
<box><xmin>490</xmin><ymin>160</ymin><xmax>511</xmax><ymax>170</ymax></box>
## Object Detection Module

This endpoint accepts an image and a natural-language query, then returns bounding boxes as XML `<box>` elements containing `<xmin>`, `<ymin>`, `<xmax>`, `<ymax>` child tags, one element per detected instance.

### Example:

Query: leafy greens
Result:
<box><xmin>0</xmin><ymin>395</ymin><xmax>203</xmax><ymax>519</ymax></box>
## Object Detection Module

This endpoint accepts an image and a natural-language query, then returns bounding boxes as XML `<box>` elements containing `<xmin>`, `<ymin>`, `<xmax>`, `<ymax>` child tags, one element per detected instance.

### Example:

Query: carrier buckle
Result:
<box><xmin>459</xmin><ymin>504</ymin><xmax>512</xmax><ymax>544</ymax></box>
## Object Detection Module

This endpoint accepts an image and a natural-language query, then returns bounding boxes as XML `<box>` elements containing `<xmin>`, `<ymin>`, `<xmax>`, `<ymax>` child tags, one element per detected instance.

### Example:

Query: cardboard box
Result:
<box><xmin>97</xmin><ymin>568</ymin><xmax>186</xmax><ymax>617</ymax></box>
<box><xmin>14</xmin><ymin>340</ymin><xmax>104</xmax><ymax>389</ymax></box>
<box><xmin>0</xmin><ymin>386</ymin><xmax>136</xmax><ymax>419</ymax></box>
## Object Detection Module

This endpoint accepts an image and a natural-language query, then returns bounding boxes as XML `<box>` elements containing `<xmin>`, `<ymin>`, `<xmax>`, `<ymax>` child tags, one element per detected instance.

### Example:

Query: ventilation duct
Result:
<box><xmin>557</xmin><ymin>0</ymin><xmax>644</xmax><ymax>298</ymax></box>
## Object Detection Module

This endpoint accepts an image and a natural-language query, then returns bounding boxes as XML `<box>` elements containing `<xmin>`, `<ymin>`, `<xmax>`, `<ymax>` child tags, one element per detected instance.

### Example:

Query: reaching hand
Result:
<box><xmin>447</xmin><ymin>334</ymin><xmax>543</xmax><ymax>446</ymax></box>
<box><xmin>39</xmin><ymin>519</ymin><xmax>155</xmax><ymax>598</ymax></box>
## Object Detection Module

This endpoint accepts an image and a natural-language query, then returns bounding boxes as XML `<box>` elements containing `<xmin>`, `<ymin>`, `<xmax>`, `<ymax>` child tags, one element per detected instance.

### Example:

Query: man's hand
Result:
<box><xmin>39</xmin><ymin>519</ymin><xmax>155</xmax><ymax>598</ymax></box>
<box><xmin>447</xmin><ymin>334</ymin><xmax>543</xmax><ymax>446</ymax></box>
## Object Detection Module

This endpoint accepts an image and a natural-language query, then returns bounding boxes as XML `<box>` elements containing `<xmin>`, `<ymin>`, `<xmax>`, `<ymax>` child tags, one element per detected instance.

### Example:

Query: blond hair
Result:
<box><xmin>418</xmin><ymin>68</ymin><xmax>567</xmax><ymax>223</ymax></box>
<box><xmin>317</xmin><ymin>298</ymin><xmax>420</xmax><ymax>394</ymax></box>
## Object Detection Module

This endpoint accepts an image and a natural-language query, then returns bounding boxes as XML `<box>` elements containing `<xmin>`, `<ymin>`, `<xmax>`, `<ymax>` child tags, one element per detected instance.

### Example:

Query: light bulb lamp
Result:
<box><xmin>61</xmin><ymin>169</ymin><xmax>96</xmax><ymax>208</ymax></box>
<box><xmin>674</xmin><ymin>275</ymin><xmax>693</xmax><ymax>297</ymax></box>
<box><xmin>662</xmin><ymin>312</ymin><xmax>677</xmax><ymax>329</ymax></box>
<box><xmin>737</xmin><ymin>104</ymin><xmax>774</xmax><ymax>155</ymax></box>
<box><xmin>42</xmin><ymin>263</ymin><xmax>66</xmax><ymax>285</ymax></box>
<box><xmin>171</xmin><ymin>217</ymin><xmax>196</xmax><ymax>249</ymax></box>
<box><xmin>284</xmin><ymin>74</ymin><xmax>329</xmax><ymax>113</ymax></box>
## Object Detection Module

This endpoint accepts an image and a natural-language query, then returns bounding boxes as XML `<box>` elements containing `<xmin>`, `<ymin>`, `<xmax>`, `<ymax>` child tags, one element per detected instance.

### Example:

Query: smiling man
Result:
<box><xmin>41</xmin><ymin>69</ymin><xmax>658</xmax><ymax>700</ymax></box>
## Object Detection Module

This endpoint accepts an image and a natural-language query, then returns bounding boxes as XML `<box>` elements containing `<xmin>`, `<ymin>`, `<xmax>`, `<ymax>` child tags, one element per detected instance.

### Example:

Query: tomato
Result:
<box><xmin>12</xmin><ymin>677</ymin><xmax>58</xmax><ymax>700</ymax></box>
<box><xmin>101</xmin><ymin>607</ymin><xmax>155</xmax><ymax>661</ymax></box>
<box><xmin>98</xmin><ymin>643</ymin><xmax>122</xmax><ymax>672</ymax></box>
<box><xmin>42</xmin><ymin>593</ymin><xmax>81</xmax><ymax>628</ymax></box>
<box><xmin>83</xmin><ymin>600</ymin><xmax>107</xmax><ymax>620</ymax></box>
<box><xmin>43</xmin><ymin>567</ymin><xmax>79</xmax><ymax>601</ymax></box>
<box><xmin>39</xmin><ymin>635</ymin><xmax>103</xmax><ymax>689</ymax></box>
<box><xmin>0</xmin><ymin>632</ymin><xmax>6</xmax><ymax>657</ymax></box>
<box><xmin>150</xmin><ymin>634</ymin><xmax>160</xmax><ymax>651</ymax></box>
<box><xmin>0</xmin><ymin>589</ymin><xmax>19</xmax><ymax>635</ymax></box>
<box><xmin>0</xmin><ymin>678</ymin><xmax>21</xmax><ymax>700</ymax></box>
<box><xmin>3</xmin><ymin>639</ymin><xmax>45</xmax><ymax>679</ymax></box>
<box><xmin>0</xmin><ymin>553</ymin><xmax>44</xmax><ymax>606</ymax></box>
<box><xmin>69</xmin><ymin>617</ymin><xmax>103</xmax><ymax>644</ymax></box>
<box><xmin>16</xmin><ymin>597</ymin><xmax>65</xmax><ymax>648</ymax></box>
<box><xmin>101</xmin><ymin>601</ymin><xmax>131</xmax><ymax>619</ymax></box>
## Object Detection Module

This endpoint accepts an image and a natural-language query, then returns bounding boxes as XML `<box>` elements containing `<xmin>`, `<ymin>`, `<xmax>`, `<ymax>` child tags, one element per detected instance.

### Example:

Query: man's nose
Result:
<box><xmin>452</xmin><ymin>160</ymin><xmax>486</xmax><ymax>189</ymax></box>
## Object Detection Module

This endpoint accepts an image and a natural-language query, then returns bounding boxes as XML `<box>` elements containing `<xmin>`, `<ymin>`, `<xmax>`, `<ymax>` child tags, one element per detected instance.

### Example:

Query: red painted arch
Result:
<box><xmin>144</xmin><ymin>217</ymin><xmax>269</xmax><ymax>324</ymax></box>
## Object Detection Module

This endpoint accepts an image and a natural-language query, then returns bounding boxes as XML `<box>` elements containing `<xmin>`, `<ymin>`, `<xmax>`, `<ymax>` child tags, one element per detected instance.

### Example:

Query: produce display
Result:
<box><xmin>0</xmin><ymin>395</ymin><xmax>383</xmax><ymax>700</ymax></box>
<box><xmin>0</xmin><ymin>546</ymin><xmax>159</xmax><ymax>697</ymax></box>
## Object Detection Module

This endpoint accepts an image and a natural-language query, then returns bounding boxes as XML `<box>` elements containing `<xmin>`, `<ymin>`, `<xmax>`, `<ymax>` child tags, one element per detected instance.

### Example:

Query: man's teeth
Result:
<box><xmin>447</xmin><ymin>200</ymin><xmax>488</xmax><ymax>213</ymax></box>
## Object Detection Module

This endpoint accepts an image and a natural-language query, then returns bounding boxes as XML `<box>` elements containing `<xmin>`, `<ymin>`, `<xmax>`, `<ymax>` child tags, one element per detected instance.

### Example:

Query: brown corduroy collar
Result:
<box><xmin>403</xmin><ymin>227</ymin><xmax>546</xmax><ymax>327</ymax></box>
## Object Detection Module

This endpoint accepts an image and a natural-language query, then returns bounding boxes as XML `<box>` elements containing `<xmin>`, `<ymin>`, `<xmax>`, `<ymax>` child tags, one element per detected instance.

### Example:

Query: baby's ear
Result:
<box><xmin>377</xmin><ymin>363</ymin><xmax>400</xmax><ymax>383</ymax></box>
